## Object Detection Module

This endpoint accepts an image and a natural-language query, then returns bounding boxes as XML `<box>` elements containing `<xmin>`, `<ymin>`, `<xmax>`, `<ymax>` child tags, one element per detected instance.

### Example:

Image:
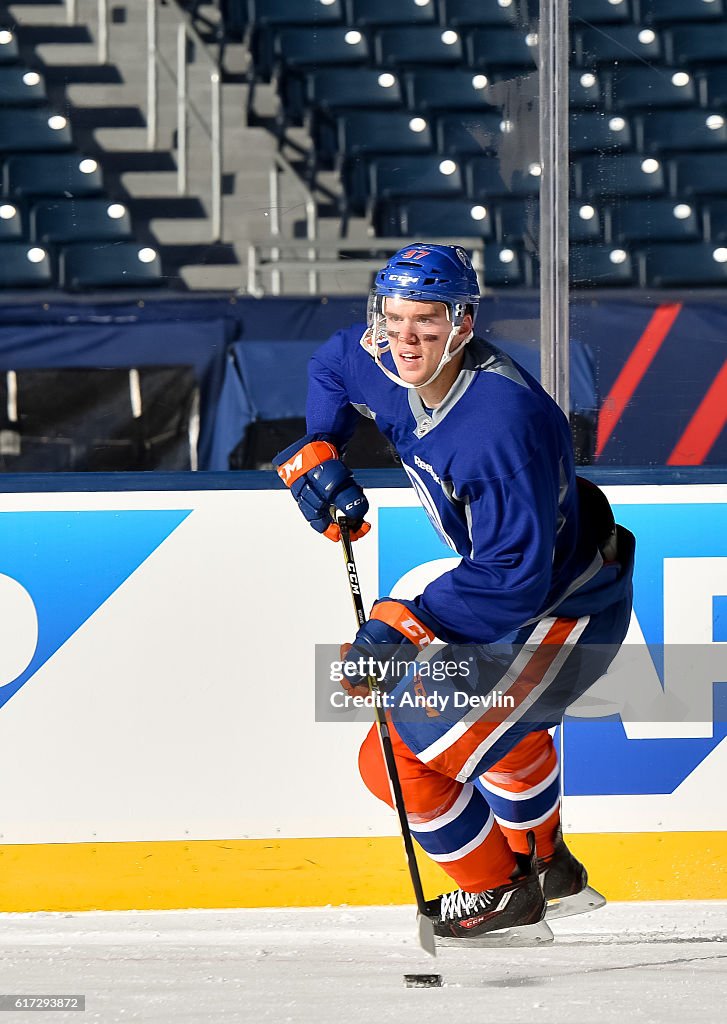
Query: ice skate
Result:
<box><xmin>538</xmin><ymin>828</ymin><xmax>606</xmax><ymax>921</ymax></box>
<box><xmin>425</xmin><ymin>844</ymin><xmax>554</xmax><ymax>948</ymax></box>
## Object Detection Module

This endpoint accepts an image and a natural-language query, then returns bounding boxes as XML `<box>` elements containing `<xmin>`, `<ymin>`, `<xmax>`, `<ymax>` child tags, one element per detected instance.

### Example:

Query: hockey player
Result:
<box><xmin>274</xmin><ymin>244</ymin><xmax>634</xmax><ymax>946</ymax></box>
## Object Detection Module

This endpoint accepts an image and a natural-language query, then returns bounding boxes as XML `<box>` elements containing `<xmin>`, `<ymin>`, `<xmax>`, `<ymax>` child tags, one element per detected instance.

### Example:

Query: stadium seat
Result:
<box><xmin>347</xmin><ymin>0</ymin><xmax>438</xmax><ymax>27</ymax></box>
<box><xmin>696</xmin><ymin>68</ymin><xmax>727</xmax><ymax>108</ymax></box>
<box><xmin>59</xmin><ymin>242</ymin><xmax>164</xmax><ymax>290</ymax></box>
<box><xmin>574</xmin><ymin>25</ymin><xmax>663</xmax><ymax>67</ymax></box>
<box><xmin>372</xmin><ymin>196</ymin><xmax>493</xmax><ymax>239</ymax></box>
<box><xmin>666</xmin><ymin>24</ymin><xmax>727</xmax><ymax>65</ymax></box>
<box><xmin>569</xmin><ymin>111</ymin><xmax>633</xmax><ymax>154</ymax></box>
<box><xmin>482</xmin><ymin>245</ymin><xmax>530</xmax><ymax>287</ymax></box>
<box><xmin>435</xmin><ymin>112</ymin><xmax>505</xmax><ymax>155</ymax></box>
<box><xmin>273</xmin><ymin>26</ymin><xmax>370</xmax><ymax>70</ymax></box>
<box><xmin>0</xmin><ymin>242</ymin><xmax>53</xmax><ymax>287</ymax></box>
<box><xmin>367</xmin><ymin>154</ymin><xmax>464</xmax><ymax>205</ymax></box>
<box><xmin>0</xmin><ymin>66</ymin><xmax>46</xmax><ymax>106</ymax></box>
<box><xmin>608</xmin><ymin>67</ymin><xmax>697</xmax><ymax>110</ymax></box>
<box><xmin>336</xmin><ymin>110</ymin><xmax>434</xmax><ymax>160</ymax></box>
<box><xmin>570</xmin><ymin>0</ymin><xmax>632</xmax><ymax>24</ymax></box>
<box><xmin>249</xmin><ymin>0</ymin><xmax>345</xmax><ymax>26</ymax></box>
<box><xmin>441</xmin><ymin>0</ymin><xmax>518</xmax><ymax>28</ymax></box>
<box><xmin>640</xmin><ymin>0</ymin><xmax>724</xmax><ymax>24</ymax></box>
<box><xmin>606</xmin><ymin>198</ymin><xmax>702</xmax><ymax>244</ymax></box>
<box><xmin>0</xmin><ymin>107</ymin><xmax>72</xmax><ymax>153</ymax></box>
<box><xmin>569</xmin><ymin>70</ymin><xmax>603</xmax><ymax>110</ymax></box>
<box><xmin>4</xmin><ymin>153</ymin><xmax>104</xmax><ymax>198</ymax></box>
<box><xmin>405</xmin><ymin>69</ymin><xmax>498</xmax><ymax>112</ymax></box>
<box><xmin>670</xmin><ymin>153</ymin><xmax>727</xmax><ymax>196</ymax></box>
<box><xmin>703</xmin><ymin>199</ymin><xmax>727</xmax><ymax>242</ymax></box>
<box><xmin>569</xmin><ymin>244</ymin><xmax>635</xmax><ymax>287</ymax></box>
<box><xmin>638</xmin><ymin>110</ymin><xmax>727</xmax><ymax>154</ymax></box>
<box><xmin>0</xmin><ymin>28</ymin><xmax>19</xmax><ymax>64</ymax></box>
<box><xmin>375</xmin><ymin>27</ymin><xmax>464</xmax><ymax>68</ymax></box>
<box><xmin>0</xmin><ymin>202</ymin><xmax>24</xmax><ymax>241</ymax></box>
<box><xmin>466</xmin><ymin>155</ymin><xmax>541</xmax><ymax>200</ymax></box>
<box><xmin>496</xmin><ymin>199</ymin><xmax>604</xmax><ymax>245</ymax></box>
<box><xmin>31</xmin><ymin>198</ymin><xmax>133</xmax><ymax>244</ymax></box>
<box><xmin>304</xmin><ymin>68</ymin><xmax>404</xmax><ymax>112</ymax></box>
<box><xmin>641</xmin><ymin>242</ymin><xmax>727</xmax><ymax>287</ymax></box>
<box><xmin>466</xmin><ymin>28</ymin><xmax>536</xmax><ymax>71</ymax></box>
<box><xmin>575</xmin><ymin>154</ymin><xmax>667</xmax><ymax>200</ymax></box>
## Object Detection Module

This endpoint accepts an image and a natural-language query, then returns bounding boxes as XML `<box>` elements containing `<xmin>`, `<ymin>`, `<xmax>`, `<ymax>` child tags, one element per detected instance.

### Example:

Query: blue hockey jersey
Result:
<box><xmin>306</xmin><ymin>324</ymin><xmax>605</xmax><ymax>645</ymax></box>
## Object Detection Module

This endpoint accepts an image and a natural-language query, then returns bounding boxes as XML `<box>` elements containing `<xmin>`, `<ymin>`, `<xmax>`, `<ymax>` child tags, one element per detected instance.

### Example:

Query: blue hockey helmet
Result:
<box><xmin>363</xmin><ymin>244</ymin><xmax>481</xmax><ymax>389</ymax></box>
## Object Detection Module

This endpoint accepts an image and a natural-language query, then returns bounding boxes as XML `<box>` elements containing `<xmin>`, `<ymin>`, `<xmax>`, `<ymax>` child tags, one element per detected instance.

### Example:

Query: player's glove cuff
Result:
<box><xmin>341</xmin><ymin>599</ymin><xmax>438</xmax><ymax>693</ymax></box>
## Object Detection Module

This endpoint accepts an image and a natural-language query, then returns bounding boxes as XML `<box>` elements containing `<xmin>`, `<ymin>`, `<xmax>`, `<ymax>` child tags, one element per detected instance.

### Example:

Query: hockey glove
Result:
<box><xmin>340</xmin><ymin>599</ymin><xmax>437</xmax><ymax>697</ymax></box>
<box><xmin>273</xmin><ymin>434</ymin><xmax>370</xmax><ymax>542</ymax></box>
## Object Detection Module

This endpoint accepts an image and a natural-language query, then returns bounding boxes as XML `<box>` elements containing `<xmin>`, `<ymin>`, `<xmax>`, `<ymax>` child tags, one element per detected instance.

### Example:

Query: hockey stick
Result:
<box><xmin>335</xmin><ymin>512</ymin><xmax>437</xmax><ymax>958</ymax></box>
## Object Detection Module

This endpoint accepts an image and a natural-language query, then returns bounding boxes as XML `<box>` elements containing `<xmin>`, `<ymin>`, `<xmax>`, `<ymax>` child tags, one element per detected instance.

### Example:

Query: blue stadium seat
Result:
<box><xmin>375</xmin><ymin>26</ymin><xmax>464</xmax><ymax>67</ymax></box>
<box><xmin>569</xmin><ymin>69</ymin><xmax>603</xmax><ymax>110</ymax></box>
<box><xmin>574</xmin><ymin>25</ymin><xmax>663</xmax><ymax>67</ymax></box>
<box><xmin>4</xmin><ymin>153</ymin><xmax>104</xmax><ymax>197</ymax></box>
<box><xmin>304</xmin><ymin>68</ymin><xmax>404</xmax><ymax>112</ymax></box>
<box><xmin>0</xmin><ymin>242</ymin><xmax>53</xmax><ymax>287</ymax></box>
<box><xmin>337</xmin><ymin>110</ymin><xmax>434</xmax><ymax>159</ymax></box>
<box><xmin>606</xmin><ymin>198</ymin><xmax>702</xmax><ymax>243</ymax></box>
<box><xmin>666</xmin><ymin>24</ymin><xmax>727</xmax><ymax>65</ymax></box>
<box><xmin>441</xmin><ymin>0</ymin><xmax>518</xmax><ymax>28</ymax></box>
<box><xmin>482</xmin><ymin>245</ymin><xmax>530</xmax><ymax>287</ymax></box>
<box><xmin>31</xmin><ymin>199</ymin><xmax>133</xmax><ymax>244</ymax></box>
<box><xmin>0</xmin><ymin>66</ymin><xmax>46</xmax><ymax>106</ymax></box>
<box><xmin>372</xmin><ymin>196</ymin><xmax>494</xmax><ymax>239</ymax></box>
<box><xmin>249</xmin><ymin>0</ymin><xmax>345</xmax><ymax>26</ymax></box>
<box><xmin>570</xmin><ymin>244</ymin><xmax>635</xmax><ymax>287</ymax></box>
<box><xmin>0</xmin><ymin>28</ymin><xmax>19</xmax><ymax>64</ymax></box>
<box><xmin>348</xmin><ymin>0</ymin><xmax>438</xmax><ymax>27</ymax></box>
<box><xmin>405</xmin><ymin>69</ymin><xmax>498</xmax><ymax>112</ymax></box>
<box><xmin>466</xmin><ymin>155</ymin><xmax>541</xmax><ymax>199</ymax></box>
<box><xmin>571</xmin><ymin>0</ymin><xmax>633</xmax><ymax>24</ymax></box>
<box><xmin>0</xmin><ymin>201</ymin><xmax>24</xmax><ymax>241</ymax></box>
<box><xmin>570</xmin><ymin>111</ymin><xmax>633</xmax><ymax>154</ymax></box>
<box><xmin>496</xmin><ymin>199</ymin><xmax>604</xmax><ymax>245</ymax></box>
<box><xmin>670</xmin><ymin>153</ymin><xmax>727</xmax><ymax>196</ymax></box>
<box><xmin>608</xmin><ymin>67</ymin><xmax>697</xmax><ymax>110</ymax></box>
<box><xmin>59</xmin><ymin>243</ymin><xmax>163</xmax><ymax>290</ymax></box>
<box><xmin>638</xmin><ymin>110</ymin><xmax>727</xmax><ymax>153</ymax></box>
<box><xmin>641</xmin><ymin>243</ymin><xmax>727</xmax><ymax>287</ymax></box>
<box><xmin>0</xmin><ymin>107</ymin><xmax>72</xmax><ymax>153</ymax></box>
<box><xmin>466</xmin><ymin>28</ymin><xmax>536</xmax><ymax>71</ymax></box>
<box><xmin>436</xmin><ymin>112</ymin><xmax>505</xmax><ymax>155</ymax></box>
<box><xmin>640</xmin><ymin>0</ymin><xmax>724</xmax><ymax>24</ymax></box>
<box><xmin>368</xmin><ymin>154</ymin><xmax>464</xmax><ymax>204</ymax></box>
<box><xmin>574</xmin><ymin>154</ymin><xmax>667</xmax><ymax>199</ymax></box>
<box><xmin>273</xmin><ymin>26</ymin><xmax>370</xmax><ymax>69</ymax></box>
<box><xmin>696</xmin><ymin>68</ymin><xmax>727</xmax><ymax>109</ymax></box>
<box><xmin>703</xmin><ymin>199</ymin><xmax>727</xmax><ymax>242</ymax></box>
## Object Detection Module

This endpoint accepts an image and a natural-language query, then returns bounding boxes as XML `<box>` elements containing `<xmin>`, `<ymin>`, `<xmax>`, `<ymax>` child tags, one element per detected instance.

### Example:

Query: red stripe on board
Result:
<box><xmin>667</xmin><ymin>358</ymin><xmax>727</xmax><ymax>466</ymax></box>
<box><xmin>595</xmin><ymin>302</ymin><xmax>682</xmax><ymax>458</ymax></box>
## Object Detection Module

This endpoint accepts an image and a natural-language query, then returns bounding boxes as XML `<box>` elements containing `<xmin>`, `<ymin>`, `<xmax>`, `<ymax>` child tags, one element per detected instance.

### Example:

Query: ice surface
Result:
<box><xmin>0</xmin><ymin>902</ymin><xmax>725</xmax><ymax>1023</ymax></box>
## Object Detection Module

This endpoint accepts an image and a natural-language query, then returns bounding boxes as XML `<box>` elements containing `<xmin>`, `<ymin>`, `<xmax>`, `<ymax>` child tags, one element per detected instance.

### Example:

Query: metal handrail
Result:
<box><xmin>246</xmin><ymin>238</ymin><xmax>485</xmax><ymax>297</ymax></box>
<box><xmin>269</xmin><ymin>152</ymin><xmax>318</xmax><ymax>294</ymax></box>
<box><xmin>146</xmin><ymin>0</ymin><xmax>223</xmax><ymax>240</ymax></box>
<box><xmin>65</xmin><ymin>0</ymin><xmax>109</xmax><ymax>63</ymax></box>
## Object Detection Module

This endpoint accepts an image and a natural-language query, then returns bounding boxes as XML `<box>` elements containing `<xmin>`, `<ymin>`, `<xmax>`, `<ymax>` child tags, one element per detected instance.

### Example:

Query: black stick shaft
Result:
<box><xmin>337</xmin><ymin>519</ymin><xmax>429</xmax><ymax>916</ymax></box>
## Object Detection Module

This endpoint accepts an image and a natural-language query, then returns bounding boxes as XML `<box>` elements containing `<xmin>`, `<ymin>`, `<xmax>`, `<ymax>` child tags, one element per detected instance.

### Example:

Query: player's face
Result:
<box><xmin>383</xmin><ymin>297</ymin><xmax>469</xmax><ymax>387</ymax></box>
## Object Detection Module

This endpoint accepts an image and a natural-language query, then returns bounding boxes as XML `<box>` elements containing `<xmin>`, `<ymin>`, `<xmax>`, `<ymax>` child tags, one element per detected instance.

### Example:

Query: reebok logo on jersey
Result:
<box><xmin>414</xmin><ymin>454</ymin><xmax>441</xmax><ymax>485</ymax></box>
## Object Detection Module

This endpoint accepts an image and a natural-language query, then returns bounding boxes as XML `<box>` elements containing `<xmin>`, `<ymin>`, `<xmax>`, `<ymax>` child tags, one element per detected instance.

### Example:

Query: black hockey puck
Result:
<box><xmin>404</xmin><ymin>974</ymin><xmax>443</xmax><ymax>988</ymax></box>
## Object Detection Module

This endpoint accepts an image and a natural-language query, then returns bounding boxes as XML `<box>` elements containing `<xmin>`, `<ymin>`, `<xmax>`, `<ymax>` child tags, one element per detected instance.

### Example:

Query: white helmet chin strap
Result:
<box><xmin>363</xmin><ymin>307</ymin><xmax>473</xmax><ymax>391</ymax></box>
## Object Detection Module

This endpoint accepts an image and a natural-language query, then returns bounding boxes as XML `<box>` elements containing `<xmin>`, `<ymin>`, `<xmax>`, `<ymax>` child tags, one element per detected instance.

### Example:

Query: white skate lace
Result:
<box><xmin>440</xmin><ymin>888</ymin><xmax>495</xmax><ymax>922</ymax></box>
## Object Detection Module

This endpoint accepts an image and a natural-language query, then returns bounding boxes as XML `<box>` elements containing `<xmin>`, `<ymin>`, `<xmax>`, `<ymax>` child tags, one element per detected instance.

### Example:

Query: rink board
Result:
<box><xmin>0</xmin><ymin>478</ymin><xmax>725</xmax><ymax>910</ymax></box>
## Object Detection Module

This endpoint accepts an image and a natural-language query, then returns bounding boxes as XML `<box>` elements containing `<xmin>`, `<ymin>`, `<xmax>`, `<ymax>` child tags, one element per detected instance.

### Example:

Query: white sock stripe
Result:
<box><xmin>406</xmin><ymin>785</ymin><xmax>474</xmax><ymax>834</ymax></box>
<box><xmin>419</xmin><ymin>811</ymin><xmax>495</xmax><ymax>864</ymax></box>
<box><xmin>416</xmin><ymin>617</ymin><xmax>559</xmax><ymax>765</ymax></box>
<box><xmin>479</xmin><ymin>760</ymin><xmax>561</xmax><ymax>801</ymax></box>
<box><xmin>493</xmin><ymin>795</ymin><xmax>561</xmax><ymax>830</ymax></box>
<box><xmin>456</xmin><ymin>616</ymin><xmax>591</xmax><ymax>783</ymax></box>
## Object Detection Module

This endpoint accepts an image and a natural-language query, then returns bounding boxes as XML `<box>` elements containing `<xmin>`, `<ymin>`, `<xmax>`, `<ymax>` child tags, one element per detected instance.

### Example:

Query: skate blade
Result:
<box><xmin>436</xmin><ymin>919</ymin><xmax>554</xmax><ymax>948</ymax></box>
<box><xmin>545</xmin><ymin>886</ymin><xmax>606</xmax><ymax>921</ymax></box>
